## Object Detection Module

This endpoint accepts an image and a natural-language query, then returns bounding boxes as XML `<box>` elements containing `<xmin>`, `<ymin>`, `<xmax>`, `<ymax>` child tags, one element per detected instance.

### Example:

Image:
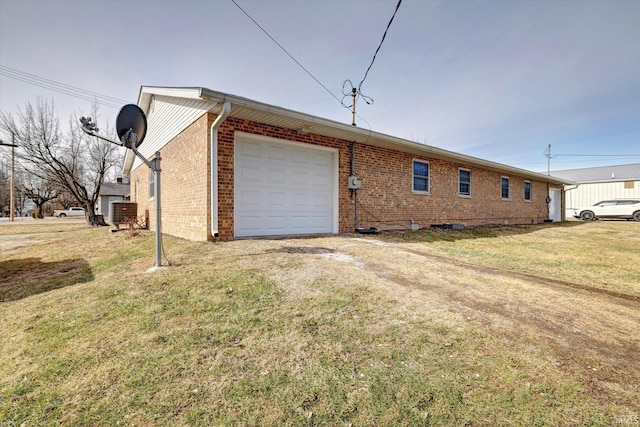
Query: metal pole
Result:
<box><xmin>154</xmin><ymin>151</ymin><xmax>162</xmax><ymax>268</ymax></box>
<box><xmin>351</xmin><ymin>88</ymin><xmax>357</xmax><ymax>126</ymax></box>
<box><xmin>10</xmin><ymin>132</ymin><xmax>15</xmax><ymax>222</ymax></box>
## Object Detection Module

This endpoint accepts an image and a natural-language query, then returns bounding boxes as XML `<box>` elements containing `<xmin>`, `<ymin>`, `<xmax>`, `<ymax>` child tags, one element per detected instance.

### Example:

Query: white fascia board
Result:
<box><xmin>199</xmin><ymin>88</ymin><xmax>573</xmax><ymax>186</ymax></box>
<box><xmin>124</xmin><ymin>86</ymin><xmax>575</xmax><ymax>186</ymax></box>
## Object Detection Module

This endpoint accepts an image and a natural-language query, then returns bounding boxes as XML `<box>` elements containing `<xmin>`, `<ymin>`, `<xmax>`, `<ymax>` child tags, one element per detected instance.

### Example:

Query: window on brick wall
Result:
<box><xmin>149</xmin><ymin>168</ymin><xmax>155</xmax><ymax>199</ymax></box>
<box><xmin>524</xmin><ymin>181</ymin><xmax>531</xmax><ymax>201</ymax></box>
<box><xmin>413</xmin><ymin>160</ymin><xmax>430</xmax><ymax>193</ymax></box>
<box><xmin>459</xmin><ymin>169</ymin><xmax>471</xmax><ymax>196</ymax></box>
<box><xmin>501</xmin><ymin>177</ymin><xmax>510</xmax><ymax>199</ymax></box>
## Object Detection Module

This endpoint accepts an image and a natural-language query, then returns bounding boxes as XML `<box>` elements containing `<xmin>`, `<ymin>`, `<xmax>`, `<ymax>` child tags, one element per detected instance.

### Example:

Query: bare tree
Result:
<box><xmin>15</xmin><ymin>167</ymin><xmax>58</xmax><ymax>218</ymax></box>
<box><xmin>0</xmin><ymin>98</ymin><xmax>123</xmax><ymax>224</ymax></box>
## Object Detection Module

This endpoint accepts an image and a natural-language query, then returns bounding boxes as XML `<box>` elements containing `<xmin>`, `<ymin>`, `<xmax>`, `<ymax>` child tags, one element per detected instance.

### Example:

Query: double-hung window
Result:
<box><xmin>459</xmin><ymin>169</ymin><xmax>471</xmax><ymax>196</ymax></box>
<box><xmin>413</xmin><ymin>160</ymin><xmax>429</xmax><ymax>193</ymax></box>
<box><xmin>524</xmin><ymin>181</ymin><xmax>531</xmax><ymax>201</ymax></box>
<box><xmin>501</xmin><ymin>177</ymin><xmax>510</xmax><ymax>200</ymax></box>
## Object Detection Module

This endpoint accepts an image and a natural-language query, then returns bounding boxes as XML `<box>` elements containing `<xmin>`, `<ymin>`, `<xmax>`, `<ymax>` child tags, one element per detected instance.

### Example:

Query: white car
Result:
<box><xmin>573</xmin><ymin>199</ymin><xmax>640</xmax><ymax>221</ymax></box>
<box><xmin>54</xmin><ymin>207</ymin><xmax>86</xmax><ymax>217</ymax></box>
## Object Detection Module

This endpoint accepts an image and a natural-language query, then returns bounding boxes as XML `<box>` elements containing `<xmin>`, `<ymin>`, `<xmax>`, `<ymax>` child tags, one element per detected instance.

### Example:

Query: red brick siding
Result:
<box><xmin>347</xmin><ymin>144</ymin><xmax>553</xmax><ymax>230</ymax></box>
<box><xmin>131</xmin><ymin>112</ymin><xmax>560</xmax><ymax>241</ymax></box>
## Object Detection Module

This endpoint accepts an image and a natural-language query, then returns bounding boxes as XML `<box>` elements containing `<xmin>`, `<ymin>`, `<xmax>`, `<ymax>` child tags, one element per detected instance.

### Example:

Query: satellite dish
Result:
<box><xmin>116</xmin><ymin>104</ymin><xmax>147</xmax><ymax>148</ymax></box>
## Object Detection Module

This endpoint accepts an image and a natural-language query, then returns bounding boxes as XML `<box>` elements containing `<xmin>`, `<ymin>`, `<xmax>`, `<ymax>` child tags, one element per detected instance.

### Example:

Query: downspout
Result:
<box><xmin>210</xmin><ymin>101</ymin><xmax>231</xmax><ymax>238</ymax></box>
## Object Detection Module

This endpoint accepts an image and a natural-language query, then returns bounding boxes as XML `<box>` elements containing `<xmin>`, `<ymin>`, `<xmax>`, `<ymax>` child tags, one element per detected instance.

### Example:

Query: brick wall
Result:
<box><xmin>131</xmin><ymin>113</ymin><xmax>560</xmax><ymax>241</ymax></box>
<box><xmin>130</xmin><ymin>114</ymin><xmax>210</xmax><ymax>241</ymax></box>
<box><xmin>353</xmin><ymin>144</ymin><xmax>556</xmax><ymax>229</ymax></box>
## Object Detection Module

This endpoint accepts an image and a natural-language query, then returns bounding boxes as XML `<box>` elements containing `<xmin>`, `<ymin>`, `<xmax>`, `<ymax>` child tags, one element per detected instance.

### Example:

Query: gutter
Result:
<box><xmin>210</xmin><ymin>101</ymin><xmax>231</xmax><ymax>238</ymax></box>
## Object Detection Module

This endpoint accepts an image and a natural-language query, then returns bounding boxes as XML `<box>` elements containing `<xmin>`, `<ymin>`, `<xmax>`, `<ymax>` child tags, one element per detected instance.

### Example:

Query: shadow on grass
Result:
<box><xmin>0</xmin><ymin>257</ymin><xmax>94</xmax><ymax>302</ymax></box>
<box><xmin>382</xmin><ymin>221</ymin><xmax>589</xmax><ymax>243</ymax></box>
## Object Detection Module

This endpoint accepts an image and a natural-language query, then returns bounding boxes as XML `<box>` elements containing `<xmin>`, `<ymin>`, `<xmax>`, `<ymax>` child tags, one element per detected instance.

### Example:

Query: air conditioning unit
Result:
<box><xmin>109</xmin><ymin>201</ymin><xmax>138</xmax><ymax>227</ymax></box>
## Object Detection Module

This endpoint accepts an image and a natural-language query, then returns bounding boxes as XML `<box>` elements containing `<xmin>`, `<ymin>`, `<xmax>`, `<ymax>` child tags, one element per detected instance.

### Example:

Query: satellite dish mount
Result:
<box><xmin>80</xmin><ymin>104</ymin><xmax>165</xmax><ymax>269</ymax></box>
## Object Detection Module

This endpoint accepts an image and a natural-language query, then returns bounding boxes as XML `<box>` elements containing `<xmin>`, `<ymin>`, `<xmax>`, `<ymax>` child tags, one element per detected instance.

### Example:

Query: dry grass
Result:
<box><xmin>389</xmin><ymin>221</ymin><xmax>640</xmax><ymax>298</ymax></box>
<box><xmin>1</xmin><ymin>222</ymin><xmax>639</xmax><ymax>426</ymax></box>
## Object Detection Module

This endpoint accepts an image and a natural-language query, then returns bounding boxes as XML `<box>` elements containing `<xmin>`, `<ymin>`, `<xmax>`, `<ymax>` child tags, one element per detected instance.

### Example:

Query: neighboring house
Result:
<box><xmin>122</xmin><ymin>86</ymin><xmax>571</xmax><ymax>241</ymax></box>
<box><xmin>95</xmin><ymin>181</ymin><xmax>129</xmax><ymax>217</ymax></box>
<box><xmin>550</xmin><ymin>163</ymin><xmax>640</xmax><ymax>218</ymax></box>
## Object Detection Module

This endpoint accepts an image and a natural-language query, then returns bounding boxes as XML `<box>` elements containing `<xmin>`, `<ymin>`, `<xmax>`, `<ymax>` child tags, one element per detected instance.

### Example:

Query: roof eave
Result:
<box><xmin>124</xmin><ymin>86</ymin><xmax>574</xmax><ymax>185</ymax></box>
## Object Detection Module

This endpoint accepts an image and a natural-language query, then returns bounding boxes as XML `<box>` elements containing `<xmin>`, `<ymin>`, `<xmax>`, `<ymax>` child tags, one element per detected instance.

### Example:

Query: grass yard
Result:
<box><xmin>1</xmin><ymin>221</ymin><xmax>639</xmax><ymax>426</ymax></box>
<box><xmin>391</xmin><ymin>221</ymin><xmax>640</xmax><ymax>299</ymax></box>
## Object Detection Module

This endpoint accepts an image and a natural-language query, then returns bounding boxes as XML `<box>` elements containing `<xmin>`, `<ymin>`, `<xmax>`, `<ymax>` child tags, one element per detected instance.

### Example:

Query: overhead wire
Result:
<box><xmin>0</xmin><ymin>65</ymin><xmax>129</xmax><ymax>109</ymax></box>
<box><xmin>344</xmin><ymin>0</ymin><xmax>402</xmax><ymax>120</ymax></box>
<box><xmin>230</xmin><ymin>0</ymin><xmax>344</xmax><ymax>107</ymax></box>
<box><xmin>553</xmin><ymin>153</ymin><xmax>640</xmax><ymax>157</ymax></box>
<box><xmin>357</xmin><ymin>0</ymin><xmax>402</xmax><ymax>94</ymax></box>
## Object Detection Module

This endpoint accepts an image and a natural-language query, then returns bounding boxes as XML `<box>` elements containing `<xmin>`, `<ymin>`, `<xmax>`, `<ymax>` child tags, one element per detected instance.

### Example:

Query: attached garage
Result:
<box><xmin>124</xmin><ymin>86</ymin><xmax>573</xmax><ymax>242</ymax></box>
<box><xmin>234</xmin><ymin>133</ymin><xmax>339</xmax><ymax>237</ymax></box>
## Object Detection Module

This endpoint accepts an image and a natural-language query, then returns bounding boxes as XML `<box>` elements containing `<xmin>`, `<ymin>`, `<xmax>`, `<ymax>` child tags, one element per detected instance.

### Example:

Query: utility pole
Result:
<box><xmin>0</xmin><ymin>134</ymin><xmax>18</xmax><ymax>221</ymax></box>
<box><xmin>351</xmin><ymin>87</ymin><xmax>357</xmax><ymax>126</ymax></box>
<box><xmin>10</xmin><ymin>132</ymin><xmax>15</xmax><ymax>221</ymax></box>
<box><xmin>545</xmin><ymin>144</ymin><xmax>551</xmax><ymax>176</ymax></box>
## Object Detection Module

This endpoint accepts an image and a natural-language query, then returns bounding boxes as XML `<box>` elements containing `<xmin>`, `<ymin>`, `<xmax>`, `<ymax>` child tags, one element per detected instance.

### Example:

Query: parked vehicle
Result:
<box><xmin>573</xmin><ymin>199</ymin><xmax>640</xmax><ymax>221</ymax></box>
<box><xmin>54</xmin><ymin>207</ymin><xmax>86</xmax><ymax>217</ymax></box>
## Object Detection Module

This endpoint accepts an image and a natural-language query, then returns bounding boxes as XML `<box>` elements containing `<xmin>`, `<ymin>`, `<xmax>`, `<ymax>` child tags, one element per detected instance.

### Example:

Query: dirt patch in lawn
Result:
<box><xmin>241</xmin><ymin>235</ymin><xmax>640</xmax><ymax>409</ymax></box>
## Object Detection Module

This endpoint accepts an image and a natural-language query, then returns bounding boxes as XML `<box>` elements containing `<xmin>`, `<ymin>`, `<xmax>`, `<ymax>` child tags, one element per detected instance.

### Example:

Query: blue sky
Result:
<box><xmin>1</xmin><ymin>0</ymin><xmax>639</xmax><ymax>172</ymax></box>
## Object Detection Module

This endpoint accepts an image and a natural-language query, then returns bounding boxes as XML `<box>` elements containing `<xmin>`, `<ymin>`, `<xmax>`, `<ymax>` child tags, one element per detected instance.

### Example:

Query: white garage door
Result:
<box><xmin>234</xmin><ymin>135</ymin><xmax>337</xmax><ymax>237</ymax></box>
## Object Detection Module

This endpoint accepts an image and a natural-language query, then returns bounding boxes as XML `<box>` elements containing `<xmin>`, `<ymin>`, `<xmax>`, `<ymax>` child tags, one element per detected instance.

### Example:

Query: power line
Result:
<box><xmin>0</xmin><ymin>65</ymin><xmax>130</xmax><ymax>109</ymax></box>
<box><xmin>345</xmin><ymin>0</ymin><xmax>402</xmax><ymax>125</ymax></box>
<box><xmin>358</xmin><ymin>0</ymin><xmax>402</xmax><ymax>93</ymax></box>
<box><xmin>230</xmin><ymin>0</ymin><xmax>343</xmax><ymax>106</ymax></box>
<box><xmin>553</xmin><ymin>153</ymin><xmax>640</xmax><ymax>157</ymax></box>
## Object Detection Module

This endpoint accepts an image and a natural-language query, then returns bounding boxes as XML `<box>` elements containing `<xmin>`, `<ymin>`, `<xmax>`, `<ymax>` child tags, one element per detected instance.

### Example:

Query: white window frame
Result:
<box><xmin>459</xmin><ymin>168</ymin><xmax>471</xmax><ymax>197</ymax></box>
<box><xmin>412</xmin><ymin>159</ymin><xmax>430</xmax><ymax>194</ymax></box>
<box><xmin>501</xmin><ymin>176</ymin><xmax>510</xmax><ymax>200</ymax></box>
<box><xmin>524</xmin><ymin>180</ymin><xmax>531</xmax><ymax>202</ymax></box>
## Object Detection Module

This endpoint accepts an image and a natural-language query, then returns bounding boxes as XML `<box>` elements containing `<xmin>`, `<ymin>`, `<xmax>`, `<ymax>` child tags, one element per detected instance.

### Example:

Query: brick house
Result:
<box><xmin>122</xmin><ymin>86</ymin><xmax>571</xmax><ymax>241</ymax></box>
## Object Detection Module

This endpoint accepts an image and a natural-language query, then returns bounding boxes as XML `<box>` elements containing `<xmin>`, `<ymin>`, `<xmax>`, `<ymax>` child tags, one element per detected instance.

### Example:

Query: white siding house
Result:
<box><xmin>550</xmin><ymin>164</ymin><xmax>640</xmax><ymax>218</ymax></box>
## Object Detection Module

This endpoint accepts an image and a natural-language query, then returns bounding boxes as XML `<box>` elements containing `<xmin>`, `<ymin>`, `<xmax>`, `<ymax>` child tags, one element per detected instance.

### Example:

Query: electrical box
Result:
<box><xmin>109</xmin><ymin>201</ymin><xmax>138</xmax><ymax>226</ymax></box>
<box><xmin>348</xmin><ymin>175</ymin><xmax>362</xmax><ymax>190</ymax></box>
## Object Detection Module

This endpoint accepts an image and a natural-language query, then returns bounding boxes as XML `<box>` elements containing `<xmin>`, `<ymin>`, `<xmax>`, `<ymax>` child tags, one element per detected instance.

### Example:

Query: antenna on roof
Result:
<box><xmin>545</xmin><ymin>144</ymin><xmax>552</xmax><ymax>176</ymax></box>
<box><xmin>350</xmin><ymin>88</ymin><xmax>357</xmax><ymax>126</ymax></box>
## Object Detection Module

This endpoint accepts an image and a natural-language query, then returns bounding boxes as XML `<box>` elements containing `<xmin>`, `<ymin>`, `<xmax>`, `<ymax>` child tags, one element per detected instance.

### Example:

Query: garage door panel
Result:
<box><xmin>235</xmin><ymin>137</ymin><xmax>336</xmax><ymax>237</ymax></box>
<box><xmin>267</xmin><ymin>191</ymin><xmax>287</xmax><ymax>207</ymax></box>
<box><xmin>291</xmin><ymin>216</ymin><xmax>311</xmax><ymax>230</ymax></box>
<box><xmin>240</xmin><ymin>141</ymin><xmax>263</xmax><ymax>157</ymax></box>
<box><xmin>238</xmin><ymin>165</ymin><xmax>262</xmax><ymax>183</ymax></box>
<box><xmin>237</xmin><ymin>215</ymin><xmax>262</xmax><ymax>233</ymax></box>
<box><xmin>313</xmin><ymin>172</ymin><xmax>331</xmax><ymax>186</ymax></box>
<box><xmin>292</xmin><ymin>150</ymin><xmax>309</xmax><ymax>164</ymax></box>
<box><xmin>267</xmin><ymin>145</ymin><xmax>287</xmax><ymax>161</ymax></box>
<box><xmin>311</xmin><ymin>193</ymin><xmax>330</xmax><ymax>208</ymax></box>
<box><xmin>290</xmin><ymin>192</ymin><xmax>309</xmax><ymax>207</ymax></box>
<box><xmin>267</xmin><ymin>168</ymin><xmax>286</xmax><ymax>184</ymax></box>
<box><xmin>239</xmin><ymin>190</ymin><xmax>262</xmax><ymax>206</ymax></box>
<box><xmin>266</xmin><ymin>216</ymin><xmax>286</xmax><ymax>231</ymax></box>
<box><xmin>313</xmin><ymin>152</ymin><xmax>330</xmax><ymax>166</ymax></box>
